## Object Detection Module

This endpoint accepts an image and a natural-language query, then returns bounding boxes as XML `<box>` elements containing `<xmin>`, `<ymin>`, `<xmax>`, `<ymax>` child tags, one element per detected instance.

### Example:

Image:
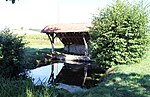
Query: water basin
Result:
<box><xmin>29</xmin><ymin>62</ymin><xmax>105</xmax><ymax>89</ymax></box>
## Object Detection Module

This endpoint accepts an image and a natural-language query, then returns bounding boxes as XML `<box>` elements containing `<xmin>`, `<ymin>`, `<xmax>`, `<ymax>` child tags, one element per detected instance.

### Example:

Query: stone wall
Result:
<box><xmin>64</xmin><ymin>44</ymin><xmax>85</xmax><ymax>55</ymax></box>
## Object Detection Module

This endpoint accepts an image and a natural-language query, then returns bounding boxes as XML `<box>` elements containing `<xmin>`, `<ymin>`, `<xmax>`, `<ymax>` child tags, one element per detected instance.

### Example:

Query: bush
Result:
<box><xmin>0</xmin><ymin>28</ymin><xmax>27</xmax><ymax>78</ymax></box>
<box><xmin>89</xmin><ymin>0</ymin><xmax>149</xmax><ymax>69</ymax></box>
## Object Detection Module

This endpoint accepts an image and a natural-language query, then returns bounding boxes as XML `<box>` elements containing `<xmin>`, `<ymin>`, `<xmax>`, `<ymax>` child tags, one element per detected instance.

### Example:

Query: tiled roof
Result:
<box><xmin>41</xmin><ymin>23</ymin><xmax>91</xmax><ymax>33</ymax></box>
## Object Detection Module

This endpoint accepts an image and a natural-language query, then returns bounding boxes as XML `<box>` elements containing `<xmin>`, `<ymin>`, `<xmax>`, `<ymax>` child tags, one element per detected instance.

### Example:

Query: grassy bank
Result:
<box><xmin>70</xmin><ymin>51</ymin><xmax>150</xmax><ymax>97</ymax></box>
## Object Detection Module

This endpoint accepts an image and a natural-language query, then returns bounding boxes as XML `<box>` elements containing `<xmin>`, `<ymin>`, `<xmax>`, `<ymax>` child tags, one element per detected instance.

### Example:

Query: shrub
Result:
<box><xmin>0</xmin><ymin>28</ymin><xmax>27</xmax><ymax>78</ymax></box>
<box><xmin>89</xmin><ymin>0</ymin><xmax>149</xmax><ymax>69</ymax></box>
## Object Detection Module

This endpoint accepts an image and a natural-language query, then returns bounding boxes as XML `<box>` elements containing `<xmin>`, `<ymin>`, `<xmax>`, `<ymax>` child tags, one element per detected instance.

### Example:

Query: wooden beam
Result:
<box><xmin>47</xmin><ymin>33</ymin><xmax>55</xmax><ymax>54</ymax></box>
<box><xmin>83</xmin><ymin>34</ymin><xmax>88</xmax><ymax>57</ymax></box>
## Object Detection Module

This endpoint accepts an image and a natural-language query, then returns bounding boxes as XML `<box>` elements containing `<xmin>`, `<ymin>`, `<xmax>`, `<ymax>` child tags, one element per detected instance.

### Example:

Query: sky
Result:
<box><xmin>0</xmin><ymin>0</ymin><xmax>149</xmax><ymax>29</ymax></box>
<box><xmin>0</xmin><ymin>0</ymin><xmax>113</xmax><ymax>29</ymax></box>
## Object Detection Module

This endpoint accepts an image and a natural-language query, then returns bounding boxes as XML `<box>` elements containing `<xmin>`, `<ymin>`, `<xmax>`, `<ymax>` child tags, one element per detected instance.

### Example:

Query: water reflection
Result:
<box><xmin>29</xmin><ymin>63</ymin><xmax>64</xmax><ymax>85</ymax></box>
<box><xmin>29</xmin><ymin>62</ymin><xmax>105</xmax><ymax>88</ymax></box>
<box><xmin>48</xmin><ymin>63</ymin><xmax>54</xmax><ymax>83</ymax></box>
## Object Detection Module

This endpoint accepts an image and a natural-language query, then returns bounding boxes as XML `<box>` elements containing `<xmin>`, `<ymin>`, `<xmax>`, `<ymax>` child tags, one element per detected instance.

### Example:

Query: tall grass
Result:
<box><xmin>0</xmin><ymin>77</ymin><xmax>61</xmax><ymax>97</ymax></box>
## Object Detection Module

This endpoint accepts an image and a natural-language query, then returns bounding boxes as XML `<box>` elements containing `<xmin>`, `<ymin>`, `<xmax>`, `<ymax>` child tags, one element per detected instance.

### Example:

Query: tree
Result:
<box><xmin>0</xmin><ymin>28</ymin><xmax>27</xmax><ymax>78</ymax></box>
<box><xmin>89</xmin><ymin>0</ymin><xmax>149</xmax><ymax>69</ymax></box>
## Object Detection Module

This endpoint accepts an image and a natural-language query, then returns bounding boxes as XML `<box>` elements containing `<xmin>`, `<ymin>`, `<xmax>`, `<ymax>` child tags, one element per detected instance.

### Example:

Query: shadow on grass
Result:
<box><xmin>71</xmin><ymin>73</ymin><xmax>150</xmax><ymax>97</ymax></box>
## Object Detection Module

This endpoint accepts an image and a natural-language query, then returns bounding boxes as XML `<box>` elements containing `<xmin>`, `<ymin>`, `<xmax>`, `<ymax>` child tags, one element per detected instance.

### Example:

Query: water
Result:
<box><xmin>29</xmin><ymin>63</ymin><xmax>64</xmax><ymax>85</ymax></box>
<box><xmin>29</xmin><ymin>62</ymin><xmax>105</xmax><ymax>88</ymax></box>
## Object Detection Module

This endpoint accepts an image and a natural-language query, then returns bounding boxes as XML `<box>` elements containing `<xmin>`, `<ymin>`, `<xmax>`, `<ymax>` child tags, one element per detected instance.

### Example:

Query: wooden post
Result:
<box><xmin>47</xmin><ymin>33</ymin><xmax>55</xmax><ymax>54</ymax></box>
<box><xmin>83</xmin><ymin>34</ymin><xmax>88</xmax><ymax>58</ymax></box>
<box><xmin>51</xmin><ymin>33</ymin><xmax>55</xmax><ymax>54</ymax></box>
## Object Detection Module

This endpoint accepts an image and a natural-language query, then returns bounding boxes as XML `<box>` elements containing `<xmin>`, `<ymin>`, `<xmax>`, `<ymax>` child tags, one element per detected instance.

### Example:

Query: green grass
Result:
<box><xmin>0</xmin><ymin>77</ymin><xmax>71</xmax><ymax>97</ymax></box>
<box><xmin>19</xmin><ymin>33</ymin><xmax>64</xmax><ymax>48</ymax></box>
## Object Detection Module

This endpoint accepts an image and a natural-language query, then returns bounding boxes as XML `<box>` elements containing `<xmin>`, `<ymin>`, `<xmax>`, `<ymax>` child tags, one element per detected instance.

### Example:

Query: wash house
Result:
<box><xmin>41</xmin><ymin>23</ymin><xmax>91</xmax><ymax>57</ymax></box>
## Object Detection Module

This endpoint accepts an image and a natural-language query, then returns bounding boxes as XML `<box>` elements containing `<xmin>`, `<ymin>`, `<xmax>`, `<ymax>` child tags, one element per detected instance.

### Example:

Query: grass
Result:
<box><xmin>69</xmin><ymin>51</ymin><xmax>150</xmax><ymax>97</ymax></box>
<box><xmin>18</xmin><ymin>33</ymin><xmax>64</xmax><ymax>48</ymax></box>
<box><xmin>0</xmin><ymin>77</ymin><xmax>71</xmax><ymax>97</ymax></box>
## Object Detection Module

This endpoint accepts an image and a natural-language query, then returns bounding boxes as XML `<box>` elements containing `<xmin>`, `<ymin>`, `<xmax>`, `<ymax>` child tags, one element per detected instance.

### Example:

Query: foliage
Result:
<box><xmin>89</xmin><ymin>0</ymin><xmax>150</xmax><ymax>68</ymax></box>
<box><xmin>0</xmin><ymin>77</ymin><xmax>67</xmax><ymax>97</ymax></box>
<box><xmin>0</xmin><ymin>28</ymin><xmax>27</xmax><ymax>78</ymax></box>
